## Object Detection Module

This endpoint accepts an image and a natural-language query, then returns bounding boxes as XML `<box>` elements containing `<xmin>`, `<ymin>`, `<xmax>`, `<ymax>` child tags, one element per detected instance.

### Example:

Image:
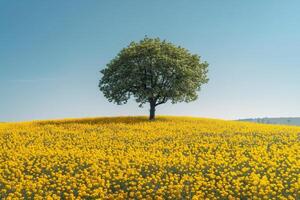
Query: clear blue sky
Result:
<box><xmin>1</xmin><ymin>0</ymin><xmax>300</xmax><ymax>122</ymax></box>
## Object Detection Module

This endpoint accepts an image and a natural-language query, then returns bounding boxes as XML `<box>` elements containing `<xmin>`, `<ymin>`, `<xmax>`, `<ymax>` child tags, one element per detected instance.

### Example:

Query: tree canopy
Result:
<box><xmin>99</xmin><ymin>37</ymin><xmax>209</xmax><ymax>120</ymax></box>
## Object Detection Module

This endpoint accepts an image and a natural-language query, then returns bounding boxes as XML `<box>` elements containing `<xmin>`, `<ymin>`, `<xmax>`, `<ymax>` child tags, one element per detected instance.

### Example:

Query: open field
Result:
<box><xmin>0</xmin><ymin>116</ymin><xmax>300</xmax><ymax>199</ymax></box>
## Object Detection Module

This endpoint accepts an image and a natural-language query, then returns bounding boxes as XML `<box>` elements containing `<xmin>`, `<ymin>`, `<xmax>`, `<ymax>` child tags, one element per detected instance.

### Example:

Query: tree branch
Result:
<box><xmin>155</xmin><ymin>96</ymin><xmax>167</xmax><ymax>106</ymax></box>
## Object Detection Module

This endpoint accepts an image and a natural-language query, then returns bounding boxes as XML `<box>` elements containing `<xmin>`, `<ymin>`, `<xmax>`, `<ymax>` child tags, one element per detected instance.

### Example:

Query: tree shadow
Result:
<box><xmin>33</xmin><ymin>116</ymin><xmax>169</xmax><ymax>126</ymax></box>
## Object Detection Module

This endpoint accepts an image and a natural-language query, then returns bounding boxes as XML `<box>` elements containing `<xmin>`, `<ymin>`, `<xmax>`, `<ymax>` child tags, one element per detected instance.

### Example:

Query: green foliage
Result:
<box><xmin>99</xmin><ymin>37</ymin><xmax>209</xmax><ymax>117</ymax></box>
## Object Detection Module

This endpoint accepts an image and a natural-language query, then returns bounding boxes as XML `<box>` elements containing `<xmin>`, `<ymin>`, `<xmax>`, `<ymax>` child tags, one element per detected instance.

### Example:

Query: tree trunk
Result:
<box><xmin>149</xmin><ymin>102</ymin><xmax>156</xmax><ymax>120</ymax></box>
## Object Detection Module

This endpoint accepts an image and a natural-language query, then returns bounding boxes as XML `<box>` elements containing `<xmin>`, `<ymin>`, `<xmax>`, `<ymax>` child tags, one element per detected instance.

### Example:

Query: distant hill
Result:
<box><xmin>238</xmin><ymin>117</ymin><xmax>300</xmax><ymax>126</ymax></box>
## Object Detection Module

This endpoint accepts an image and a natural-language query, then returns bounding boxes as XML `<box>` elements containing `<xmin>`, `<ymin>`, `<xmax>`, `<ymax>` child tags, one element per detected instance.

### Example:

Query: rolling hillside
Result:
<box><xmin>0</xmin><ymin>116</ymin><xmax>299</xmax><ymax>199</ymax></box>
<box><xmin>239</xmin><ymin>117</ymin><xmax>300</xmax><ymax>126</ymax></box>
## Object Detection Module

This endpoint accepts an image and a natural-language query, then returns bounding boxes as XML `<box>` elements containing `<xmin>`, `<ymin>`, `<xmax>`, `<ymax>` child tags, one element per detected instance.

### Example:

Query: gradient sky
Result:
<box><xmin>1</xmin><ymin>0</ymin><xmax>300</xmax><ymax>122</ymax></box>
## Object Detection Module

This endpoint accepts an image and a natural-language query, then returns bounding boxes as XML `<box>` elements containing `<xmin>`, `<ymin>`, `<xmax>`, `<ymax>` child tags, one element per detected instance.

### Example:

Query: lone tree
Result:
<box><xmin>99</xmin><ymin>37</ymin><xmax>209</xmax><ymax>120</ymax></box>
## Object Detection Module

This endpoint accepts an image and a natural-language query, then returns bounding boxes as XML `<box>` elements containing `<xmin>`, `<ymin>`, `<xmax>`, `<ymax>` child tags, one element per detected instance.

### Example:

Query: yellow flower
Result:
<box><xmin>0</xmin><ymin>116</ymin><xmax>299</xmax><ymax>199</ymax></box>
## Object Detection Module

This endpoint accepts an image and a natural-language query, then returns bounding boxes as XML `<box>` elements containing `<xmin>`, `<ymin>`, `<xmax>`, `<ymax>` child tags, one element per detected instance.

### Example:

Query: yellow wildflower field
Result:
<box><xmin>0</xmin><ymin>117</ymin><xmax>299</xmax><ymax>199</ymax></box>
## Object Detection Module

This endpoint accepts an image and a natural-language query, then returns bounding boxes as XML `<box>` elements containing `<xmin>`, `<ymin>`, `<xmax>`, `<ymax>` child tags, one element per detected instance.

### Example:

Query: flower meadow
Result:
<box><xmin>0</xmin><ymin>117</ymin><xmax>300</xmax><ymax>200</ymax></box>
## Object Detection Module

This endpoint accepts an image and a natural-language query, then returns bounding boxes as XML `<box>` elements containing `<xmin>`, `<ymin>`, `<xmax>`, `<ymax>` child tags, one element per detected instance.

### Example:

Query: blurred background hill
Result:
<box><xmin>239</xmin><ymin>117</ymin><xmax>300</xmax><ymax>126</ymax></box>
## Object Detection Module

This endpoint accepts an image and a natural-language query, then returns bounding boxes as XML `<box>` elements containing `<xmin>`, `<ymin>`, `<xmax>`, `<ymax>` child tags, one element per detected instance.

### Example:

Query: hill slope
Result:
<box><xmin>0</xmin><ymin>116</ymin><xmax>300</xmax><ymax>199</ymax></box>
<box><xmin>239</xmin><ymin>117</ymin><xmax>300</xmax><ymax>126</ymax></box>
